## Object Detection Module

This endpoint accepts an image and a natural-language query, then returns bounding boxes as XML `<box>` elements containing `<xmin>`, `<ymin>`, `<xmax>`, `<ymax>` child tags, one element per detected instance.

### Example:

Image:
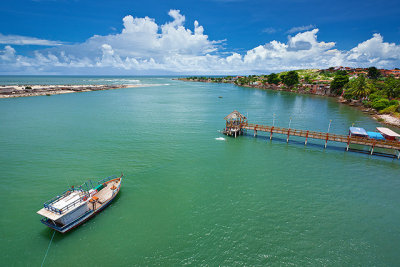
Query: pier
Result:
<box><xmin>223</xmin><ymin>111</ymin><xmax>400</xmax><ymax>159</ymax></box>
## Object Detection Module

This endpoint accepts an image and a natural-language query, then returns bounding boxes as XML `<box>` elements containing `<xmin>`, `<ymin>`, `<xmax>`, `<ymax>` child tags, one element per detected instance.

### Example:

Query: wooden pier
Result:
<box><xmin>223</xmin><ymin>111</ymin><xmax>400</xmax><ymax>159</ymax></box>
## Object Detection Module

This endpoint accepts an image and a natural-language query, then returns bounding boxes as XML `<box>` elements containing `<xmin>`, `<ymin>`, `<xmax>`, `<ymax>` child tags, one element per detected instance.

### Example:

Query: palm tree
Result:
<box><xmin>351</xmin><ymin>75</ymin><xmax>370</xmax><ymax>99</ymax></box>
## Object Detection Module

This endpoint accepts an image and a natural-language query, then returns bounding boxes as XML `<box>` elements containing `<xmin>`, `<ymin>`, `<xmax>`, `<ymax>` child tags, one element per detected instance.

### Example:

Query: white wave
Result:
<box><xmin>83</xmin><ymin>79</ymin><xmax>141</xmax><ymax>83</ymax></box>
<box><xmin>215</xmin><ymin>137</ymin><xmax>225</xmax><ymax>141</ymax></box>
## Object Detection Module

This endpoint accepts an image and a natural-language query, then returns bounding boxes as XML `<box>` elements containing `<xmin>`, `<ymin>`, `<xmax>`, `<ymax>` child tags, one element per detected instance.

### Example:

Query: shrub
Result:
<box><xmin>25</xmin><ymin>86</ymin><xmax>32</xmax><ymax>89</ymax></box>
<box><xmin>343</xmin><ymin>90</ymin><xmax>354</xmax><ymax>100</ymax></box>
<box><xmin>369</xmin><ymin>92</ymin><xmax>381</xmax><ymax>101</ymax></box>
<box><xmin>379</xmin><ymin>105</ymin><xmax>398</xmax><ymax>114</ymax></box>
<box><xmin>388</xmin><ymin>99</ymin><xmax>399</xmax><ymax>106</ymax></box>
<box><xmin>362</xmin><ymin>100</ymin><xmax>371</xmax><ymax>107</ymax></box>
<box><xmin>372</xmin><ymin>98</ymin><xmax>390</xmax><ymax>111</ymax></box>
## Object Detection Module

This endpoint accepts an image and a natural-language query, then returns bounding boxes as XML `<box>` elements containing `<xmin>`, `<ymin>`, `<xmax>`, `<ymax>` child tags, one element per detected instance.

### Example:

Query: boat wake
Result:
<box><xmin>215</xmin><ymin>137</ymin><xmax>225</xmax><ymax>141</ymax></box>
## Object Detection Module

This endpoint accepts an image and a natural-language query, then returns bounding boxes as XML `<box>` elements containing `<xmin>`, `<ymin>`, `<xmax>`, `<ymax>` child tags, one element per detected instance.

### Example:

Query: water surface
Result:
<box><xmin>0</xmin><ymin>77</ymin><xmax>399</xmax><ymax>266</ymax></box>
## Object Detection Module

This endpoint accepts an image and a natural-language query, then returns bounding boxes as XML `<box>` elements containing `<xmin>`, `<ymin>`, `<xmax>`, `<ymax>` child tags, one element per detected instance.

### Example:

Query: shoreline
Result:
<box><xmin>0</xmin><ymin>84</ymin><xmax>142</xmax><ymax>98</ymax></box>
<box><xmin>178</xmin><ymin>78</ymin><xmax>400</xmax><ymax>128</ymax></box>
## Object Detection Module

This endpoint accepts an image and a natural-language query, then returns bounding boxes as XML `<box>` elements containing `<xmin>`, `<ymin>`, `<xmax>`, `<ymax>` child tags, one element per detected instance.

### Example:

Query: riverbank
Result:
<box><xmin>0</xmin><ymin>84</ymin><xmax>141</xmax><ymax>98</ymax></box>
<box><xmin>179</xmin><ymin>78</ymin><xmax>400</xmax><ymax>128</ymax></box>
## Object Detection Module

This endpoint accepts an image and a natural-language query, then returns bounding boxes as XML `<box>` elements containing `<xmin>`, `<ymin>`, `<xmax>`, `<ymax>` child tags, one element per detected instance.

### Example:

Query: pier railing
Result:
<box><xmin>242</xmin><ymin>123</ymin><xmax>400</xmax><ymax>150</ymax></box>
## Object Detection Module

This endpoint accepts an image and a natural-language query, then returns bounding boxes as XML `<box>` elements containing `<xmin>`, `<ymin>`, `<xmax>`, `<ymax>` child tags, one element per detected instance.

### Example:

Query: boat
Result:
<box><xmin>349</xmin><ymin>127</ymin><xmax>368</xmax><ymax>138</ymax></box>
<box><xmin>367</xmin><ymin>131</ymin><xmax>385</xmax><ymax>140</ymax></box>
<box><xmin>376</xmin><ymin>127</ymin><xmax>400</xmax><ymax>141</ymax></box>
<box><xmin>37</xmin><ymin>174</ymin><xmax>123</xmax><ymax>233</ymax></box>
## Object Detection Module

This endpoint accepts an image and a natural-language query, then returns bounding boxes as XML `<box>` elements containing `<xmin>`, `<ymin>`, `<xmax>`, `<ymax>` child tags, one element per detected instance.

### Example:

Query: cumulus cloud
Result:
<box><xmin>0</xmin><ymin>33</ymin><xmax>63</xmax><ymax>46</ymax></box>
<box><xmin>0</xmin><ymin>45</ymin><xmax>16</xmax><ymax>61</ymax></box>
<box><xmin>0</xmin><ymin>10</ymin><xmax>399</xmax><ymax>74</ymax></box>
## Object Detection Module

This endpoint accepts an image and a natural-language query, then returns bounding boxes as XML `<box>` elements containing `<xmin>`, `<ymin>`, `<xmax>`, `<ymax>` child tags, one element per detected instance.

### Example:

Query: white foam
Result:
<box><xmin>215</xmin><ymin>137</ymin><xmax>225</xmax><ymax>141</ymax></box>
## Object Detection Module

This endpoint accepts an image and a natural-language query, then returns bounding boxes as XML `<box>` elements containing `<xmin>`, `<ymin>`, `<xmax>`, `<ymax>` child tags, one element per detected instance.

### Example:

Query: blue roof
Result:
<box><xmin>367</xmin><ymin>131</ymin><xmax>385</xmax><ymax>140</ymax></box>
<box><xmin>349</xmin><ymin>127</ymin><xmax>368</xmax><ymax>136</ymax></box>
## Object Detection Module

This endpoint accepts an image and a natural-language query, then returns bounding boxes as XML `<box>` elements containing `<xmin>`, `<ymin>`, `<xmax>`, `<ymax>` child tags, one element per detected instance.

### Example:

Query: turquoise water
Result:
<box><xmin>0</xmin><ymin>77</ymin><xmax>399</xmax><ymax>266</ymax></box>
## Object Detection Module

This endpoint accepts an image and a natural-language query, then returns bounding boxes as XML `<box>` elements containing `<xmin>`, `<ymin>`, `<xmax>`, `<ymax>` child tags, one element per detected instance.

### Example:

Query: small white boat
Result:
<box><xmin>37</xmin><ymin>174</ymin><xmax>123</xmax><ymax>233</ymax></box>
<box><xmin>376</xmin><ymin>127</ymin><xmax>400</xmax><ymax>141</ymax></box>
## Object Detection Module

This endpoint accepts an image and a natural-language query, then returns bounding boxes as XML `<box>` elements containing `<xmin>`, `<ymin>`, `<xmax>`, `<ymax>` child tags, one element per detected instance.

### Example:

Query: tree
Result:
<box><xmin>367</xmin><ymin>67</ymin><xmax>381</xmax><ymax>79</ymax></box>
<box><xmin>350</xmin><ymin>75</ymin><xmax>370</xmax><ymax>99</ymax></box>
<box><xmin>281</xmin><ymin>71</ymin><xmax>299</xmax><ymax>87</ymax></box>
<box><xmin>335</xmin><ymin>70</ymin><xmax>347</xmax><ymax>76</ymax></box>
<box><xmin>331</xmin><ymin>75</ymin><xmax>349</xmax><ymax>95</ymax></box>
<box><xmin>304</xmin><ymin>75</ymin><xmax>311</xmax><ymax>84</ymax></box>
<box><xmin>267</xmin><ymin>73</ymin><xmax>281</xmax><ymax>85</ymax></box>
<box><xmin>384</xmin><ymin>76</ymin><xmax>400</xmax><ymax>99</ymax></box>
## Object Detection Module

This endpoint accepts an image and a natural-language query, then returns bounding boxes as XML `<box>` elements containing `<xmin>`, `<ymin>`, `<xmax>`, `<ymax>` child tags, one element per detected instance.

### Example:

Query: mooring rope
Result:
<box><xmin>41</xmin><ymin>230</ymin><xmax>55</xmax><ymax>267</ymax></box>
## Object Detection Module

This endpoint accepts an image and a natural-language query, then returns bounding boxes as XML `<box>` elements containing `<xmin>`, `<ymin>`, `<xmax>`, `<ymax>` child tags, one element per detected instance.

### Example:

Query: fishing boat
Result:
<box><xmin>349</xmin><ymin>127</ymin><xmax>368</xmax><ymax>138</ymax></box>
<box><xmin>376</xmin><ymin>127</ymin><xmax>400</xmax><ymax>141</ymax></box>
<box><xmin>37</xmin><ymin>174</ymin><xmax>123</xmax><ymax>233</ymax></box>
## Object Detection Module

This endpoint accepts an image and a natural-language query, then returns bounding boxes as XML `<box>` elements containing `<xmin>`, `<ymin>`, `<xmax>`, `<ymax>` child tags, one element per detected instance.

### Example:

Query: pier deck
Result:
<box><xmin>223</xmin><ymin>111</ymin><xmax>400</xmax><ymax>158</ymax></box>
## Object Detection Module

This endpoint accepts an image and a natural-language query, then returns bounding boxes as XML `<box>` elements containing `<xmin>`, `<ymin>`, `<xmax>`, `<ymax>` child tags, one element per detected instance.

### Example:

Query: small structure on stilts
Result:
<box><xmin>223</xmin><ymin>110</ymin><xmax>247</xmax><ymax>138</ymax></box>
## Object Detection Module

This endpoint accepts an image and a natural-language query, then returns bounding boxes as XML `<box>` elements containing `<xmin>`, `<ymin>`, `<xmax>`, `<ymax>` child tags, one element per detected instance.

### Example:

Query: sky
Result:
<box><xmin>0</xmin><ymin>0</ymin><xmax>400</xmax><ymax>75</ymax></box>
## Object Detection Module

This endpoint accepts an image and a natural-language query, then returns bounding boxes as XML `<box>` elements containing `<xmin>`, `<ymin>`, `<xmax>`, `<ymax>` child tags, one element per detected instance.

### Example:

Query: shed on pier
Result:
<box><xmin>224</xmin><ymin>110</ymin><xmax>247</xmax><ymax>138</ymax></box>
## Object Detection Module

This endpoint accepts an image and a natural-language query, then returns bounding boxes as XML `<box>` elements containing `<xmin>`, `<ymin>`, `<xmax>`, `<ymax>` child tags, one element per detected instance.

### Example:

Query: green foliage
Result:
<box><xmin>388</xmin><ymin>99</ymin><xmax>399</xmax><ymax>106</ymax></box>
<box><xmin>304</xmin><ymin>75</ymin><xmax>311</xmax><ymax>84</ymax></box>
<box><xmin>319</xmin><ymin>70</ymin><xmax>334</xmax><ymax>78</ymax></box>
<box><xmin>281</xmin><ymin>71</ymin><xmax>299</xmax><ymax>87</ymax></box>
<box><xmin>343</xmin><ymin>90</ymin><xmax>354</xmax><ymax>100</ymax></box>
<box><xmin>345</xmin><ymin>75</ymin><xmax>371</xmax><ymax>99</ymax></box>
<box><xmin>335</xmin><ymin>70</ymin><xmax>347</xmax><ymax>76</ymax></box>
<box><xmin>379</xmin><ymin>105</ymin><xmax>398</xmax><ymax>114</ymax></box>
<box><xmin>25</xmin><ymin>86</ymin><xmax>32</xmax><ymax>89</ymax></box>
<box><xmin>372</xmin><ymin>98</ymin><xmax>390</xmax><ymax>111</ymax></box>
<box><xmin>383</xmin><ymin>76</ymin><xmax>400</xmax><ymax>98</ymax></box>
<box><xmin>367</xmin><ymin>66</ymin><xmax>381</xmax><ymax>79</ymax></box>
<box><xmin>331</xmin><ymin>74</ymin><xmax>349</xmax><ymax>95</ymax></box>
<box><xmin>369</xmin><ymin>91</ymin><xmax>386</xmax><ymax>101</ymax></box>
<box><xmin>267</xmin><ymin>73</ymin><xmax>281</xmax><ymax>85</ymax></box>
<box><xmin>362</xmin><ymin>100</ymin><xmax>371</xmax><ymax>107</ymax></box>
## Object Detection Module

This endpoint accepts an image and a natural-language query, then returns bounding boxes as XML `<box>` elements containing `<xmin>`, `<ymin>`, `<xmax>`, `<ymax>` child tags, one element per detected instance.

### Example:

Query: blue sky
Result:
<box><xmin>0</xmin><ymin>0</ymin><xmax>399</xmax><ymax>75</ymax></box>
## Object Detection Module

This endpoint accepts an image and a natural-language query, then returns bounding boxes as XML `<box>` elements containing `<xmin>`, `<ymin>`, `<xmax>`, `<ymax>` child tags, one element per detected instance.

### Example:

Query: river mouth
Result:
<box><xmin>0</xmin><ymin>76</ymin><xmax>399</xmax><ymax>266</ymax></box>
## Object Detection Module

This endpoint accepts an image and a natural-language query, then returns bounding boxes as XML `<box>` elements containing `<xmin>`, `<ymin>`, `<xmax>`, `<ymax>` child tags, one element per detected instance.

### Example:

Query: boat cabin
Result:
<box><xmin>349</xmin><ymin>127</ymin><xmax>368</xmax><ymax>138</ymax></box>
<box><xmin>37</xmin><ymin>189</ymin><xmax>90</xmax><ymax>226</ymax></box>
<box><xmin>367</xmin><ymin>131</ymin><xmax>385</xmax><ymax>140</ymax></box>
<box><xmin>376</xmin><ymin>127</ymin><xmax>400</xmax><ymax>141</ymax></box>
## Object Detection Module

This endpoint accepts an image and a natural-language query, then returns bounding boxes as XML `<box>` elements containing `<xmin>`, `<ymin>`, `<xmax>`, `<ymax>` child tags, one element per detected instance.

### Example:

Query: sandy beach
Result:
<box><xmin>0</xmin><ymin>84</ymin><xmax>143</xmax><ymax>98</ymax></box>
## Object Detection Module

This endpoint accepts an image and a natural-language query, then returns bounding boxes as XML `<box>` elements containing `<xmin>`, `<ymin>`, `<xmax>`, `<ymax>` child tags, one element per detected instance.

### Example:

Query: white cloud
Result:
<box><xmin>0</xmin><ymin>33</ymin><xmax>63</xmax><ymax>46</ymax></box>
<box><xmin>347</xmin><ymin>33</ymin><xmax>400</xmax><ymax>64</ymax></box>
<box><xmin>0</xmin><ymin>10</ymin><xmax>400</xmax><ymax>75</ymax></box>
<box><xmin>287</xmin><ymin>24</ymin><xmax>316</xmax><ymax>34</ymax></box>
<box><xmin>0</xmin><ymin>45</ymin><xmax>16</xmax><ymax>61</ymax></box>
<box><xmin>262</xmin><ymin>27</ymin><xmax>277</xmax><ymax>34</ymax></box>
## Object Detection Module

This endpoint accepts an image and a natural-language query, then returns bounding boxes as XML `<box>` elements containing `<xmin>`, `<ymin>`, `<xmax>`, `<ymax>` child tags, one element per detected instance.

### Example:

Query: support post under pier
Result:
<box><xmin>324</xmin><ymin>133</ymin><xmax>329</xmax><ymax>148</ymax></box>
<box><xmin>370</xmin><ymin>141</ymin><xmax>376</xmax><ymax>155</ymax></box>
<box><xmin>346</xmin><ymin>136</ymin><xmax>350</xmax><ymax>151</ymax></box>
<box><xmin>270</xmin><ymin>127</ymin><xmax>274</xmax><ymax>140</ymax></box>
<box><xmin>305</xmin><ymin>131</ymin><xmax>309</xmax><ymax>146</ymax></box>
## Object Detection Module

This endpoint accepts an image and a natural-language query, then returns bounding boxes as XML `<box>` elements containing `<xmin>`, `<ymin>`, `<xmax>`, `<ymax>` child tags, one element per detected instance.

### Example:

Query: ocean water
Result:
<box><xmin>0</xmin><ymin>76</ymin><xmax>399</xmax><ymax>266</ymax></box>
